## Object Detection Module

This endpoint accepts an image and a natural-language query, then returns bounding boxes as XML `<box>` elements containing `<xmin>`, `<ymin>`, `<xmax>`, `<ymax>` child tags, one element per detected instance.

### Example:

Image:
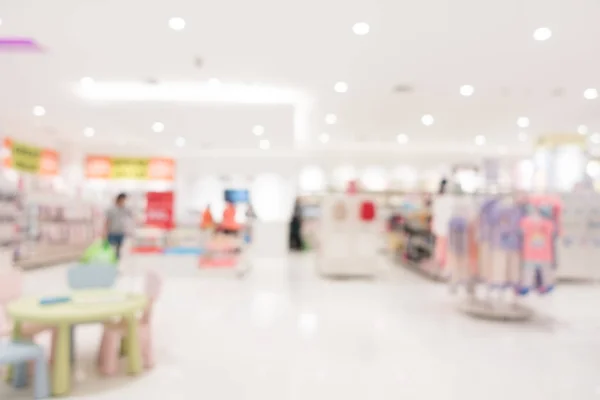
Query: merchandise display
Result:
<box><xmin>316</xmin><ymin>193</ymin><xmax>381</xmax><ymax>278</ymax></box>
<box><xmin>556</xmin><ymin>192</ymin><xmax>600</xmax><ymax>281</ymax></box>
<box><xmin>198</xmin><ymin>232</ymin><xmax>250</xmax><ymax>277</ymax></box>
<box><xmin>0</xmin><ymin>188</ymin><xmax>19</xmax><ymax>251</ymax></box>
<box><xmin>447</xmin><ymin>194</ymin><xmax>562</xmax><ymax>321</ymax></box>
<box><xmin>130</xmin><ymin>227</ymin><xmax>167</xmax><ymax>254</ymax></box>
<box><xmin>389</xmin><ymin>195</ymin><xmax>438</xmax><ymax>280</ymax></box>
<box><xmin>5</xmin><ymin>1</ymin><xmax>600</xmax><ymax>398</ymax></box>
<box><xmin>164</xmin><ymin>226</ymin><xmax>204</xmax><ymax>254</ymax></box>
<box><xmin>16</xmin><ymin>200</ymin><xmax>100</xmax><ymax>269</ymax></box>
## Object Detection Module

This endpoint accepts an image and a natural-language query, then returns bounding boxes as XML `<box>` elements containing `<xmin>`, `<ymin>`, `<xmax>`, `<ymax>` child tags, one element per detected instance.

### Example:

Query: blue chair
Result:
<box><xmin>0</xmin><ymin>341</ymin><xmax>50</xmax><ymax>399</ymax></box>
<box><xmin>66</xmin><ymin>263</ymin><xmax>118</xmax><ymax>362</ymax></box>
<box><xmin>67</xmin><ymin>263</ymin><xmax>118</xmax><ymax>290</ymax></box>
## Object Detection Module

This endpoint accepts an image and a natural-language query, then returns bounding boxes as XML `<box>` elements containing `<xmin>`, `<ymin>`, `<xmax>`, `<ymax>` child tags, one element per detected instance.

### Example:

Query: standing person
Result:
<box><xmin>105</xmin><ymin>193</ymin><xmax>132</xmax><ymax>260</ymax></box>
<box><xmin>289</xmin><ymin>198</ymin><xmax>303</xmax><ymax>251</ymax></box>
<box><xmin>221</xmin><ymin>201</ymin><xmax>240</xmax><ymax>235</ymax></box>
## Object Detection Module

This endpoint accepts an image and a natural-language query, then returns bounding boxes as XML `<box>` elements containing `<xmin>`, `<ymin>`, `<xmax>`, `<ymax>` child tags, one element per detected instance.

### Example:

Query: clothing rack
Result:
<box><xmin>448</xmin><ymin>193</ymin><xmax>560</xmax><ymax>321</ymax></box>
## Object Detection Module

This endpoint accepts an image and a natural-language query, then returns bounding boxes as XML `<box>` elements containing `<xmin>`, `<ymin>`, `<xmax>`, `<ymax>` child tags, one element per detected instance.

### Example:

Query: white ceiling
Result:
<box><xmin>0</xmin><ymin>0</ymin><xmax>599</xmax><ymax>156</ymax></box>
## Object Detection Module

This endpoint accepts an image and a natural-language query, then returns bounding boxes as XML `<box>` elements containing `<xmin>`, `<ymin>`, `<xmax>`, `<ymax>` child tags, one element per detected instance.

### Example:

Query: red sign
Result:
<box><xmin>145</xmin><ymin>191</ymin><xmax>174</xmax><ymax>229</ymax></box>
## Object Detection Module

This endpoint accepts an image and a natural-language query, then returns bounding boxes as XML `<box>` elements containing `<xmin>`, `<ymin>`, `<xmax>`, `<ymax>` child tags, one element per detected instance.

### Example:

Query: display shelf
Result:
<box><xmin>316</xmin><ymin>194</ymin><xmax>381</xmax><ymax>279</ymax></box>
<box><xmin>556</xmin><ymin>192</ymin><xmax>600</xmax><ymax>282</ymax></box>
<box><xmin>15</xmin><ymin>197</ymin><xmax>99</xmax><ymax>269</ymax></box>
<box><xmin>395</xmin><ymin>253</ymin><xmax>446</xmax><ymax>282</ymax></box>
<box><xmin>131</xmin><ymin>227</ymin><xmax>167</xmax><ymax>253</ymax></box>
<box><xmin>16</xmin><ymin>244</ymin><xmax>90</xmax><ymax>269</ymax></box>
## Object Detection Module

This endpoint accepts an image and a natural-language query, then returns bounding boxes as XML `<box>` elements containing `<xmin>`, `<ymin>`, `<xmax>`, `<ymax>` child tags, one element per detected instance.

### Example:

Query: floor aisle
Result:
<box><xmin>2</xmin><ymin>254</ymin><xmax>600</xmax><ymax>399</ymax></box>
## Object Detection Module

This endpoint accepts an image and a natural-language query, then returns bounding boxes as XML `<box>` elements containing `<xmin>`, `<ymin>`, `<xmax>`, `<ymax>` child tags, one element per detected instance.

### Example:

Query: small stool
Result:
<box><xmin>1</xmin><ymin>341</ymin><xmax>50</xmax><ymax>399</ymax></box>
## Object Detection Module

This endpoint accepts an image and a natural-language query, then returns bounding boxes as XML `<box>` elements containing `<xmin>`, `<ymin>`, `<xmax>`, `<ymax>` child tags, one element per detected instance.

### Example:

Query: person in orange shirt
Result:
<box><xmin>200</xmin><ymin>206</ymin><xmax>214</xmax><ymax>230</ymax></box>
<box><xmin>221</xmin><ymin>202</ymin><xmax>240</xmax><ymax>234</ymax></box>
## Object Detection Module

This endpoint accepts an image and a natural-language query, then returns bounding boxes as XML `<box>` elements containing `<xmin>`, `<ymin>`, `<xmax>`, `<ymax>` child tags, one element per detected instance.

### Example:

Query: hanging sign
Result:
<box><xmin>85</xmin><ymin>156</ymin><xmax>175</xmax><ymax>180</ymax></box>
<box><xmin>537</xmin><ymin>134</ymin><xmax>586</xmax><ymax>148</ymax></box>
<box><xmin>2</xmin><ymin>138</ymin><xmax>59</xmax><ymax>175</ymax></box>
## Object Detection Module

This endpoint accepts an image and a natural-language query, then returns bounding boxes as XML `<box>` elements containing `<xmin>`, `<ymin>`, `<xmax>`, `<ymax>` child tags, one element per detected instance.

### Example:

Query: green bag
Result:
<box><xmin>81</xmin><ymin>240</ymin><xmax>118</xmax><ymax>265</ymax></box>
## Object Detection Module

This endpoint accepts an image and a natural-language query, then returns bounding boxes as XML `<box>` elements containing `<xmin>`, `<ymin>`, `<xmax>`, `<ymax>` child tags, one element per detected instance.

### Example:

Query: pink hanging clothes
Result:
<box><xmin>519</xmin><ymin>216</ymin><xmax>555</xmax><ymax>294</ymax></box>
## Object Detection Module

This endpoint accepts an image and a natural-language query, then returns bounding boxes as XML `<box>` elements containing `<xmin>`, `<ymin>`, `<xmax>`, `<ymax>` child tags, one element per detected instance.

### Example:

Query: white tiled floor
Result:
<box><xmin>3</xmin><ymin>253</ymin><xmax>600</xmax><ymax>399</ymax></box>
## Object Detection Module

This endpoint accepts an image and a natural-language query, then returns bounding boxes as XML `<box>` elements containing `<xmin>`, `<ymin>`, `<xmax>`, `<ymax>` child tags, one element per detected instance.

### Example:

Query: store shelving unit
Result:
<box><xmin>16</xmin><ymin>197</ymin><xmax>101</xmax><ymax>269</ymax></box>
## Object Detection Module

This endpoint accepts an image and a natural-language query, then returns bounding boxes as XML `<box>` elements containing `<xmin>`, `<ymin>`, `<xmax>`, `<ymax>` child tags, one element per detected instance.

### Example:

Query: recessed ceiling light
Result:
<box><xmin>259</xmin><ymin>139</ymin><xmax>270</xmax><ymax>150</ymax></box>
<box><xmin>396</xmin><ymin>133</ymin><xmax>409</xmax><ymax>144</ymax></box>
<box><xmin>33</xmin><ymin>106</ymin><xmax>46</xmax><ymax>117</ymax></box>
<box><xmin>518</xmin><ymin>132</ymin><xmax>528</xmax><ymax>142</ymax></box>
<box><xmin>80</xmin><ymin>77</ymin><xmax>94</xmax><ymax>87</ymax></box>
<box><xmin>334</xmin><ymin>82</ymin><xmax>348</xmax><ymax>93</ymax></box>
<box><xmin>319</xmin><ymin>133</ymin><xmax>330</xmax><ymax>143</ymax></box>
<box><xmin>475</xmin><ymin>135</ymin><xmax>486</xmax><ymax>145</ymax></box>
<box><xmin>352</xmin><ymin>22</ymin><xmax>370</xmax><ymax>36</ymax></box>
<box><xmin>152</xmin><ymin>122</ymin><xmax>165</xmax><ymax>133</ymax></box>
<box><xmin>533</xmin><ymin>27</ymin><xmax>552</xmax><ymax>41</ymax></box>
<box><xmin>584</xmin><ymin>88</ymin><xmax>598</xmax><ymax>100</ymax></box>
<box><xmin>578</xmin><ymin>125</ymin><xmax>589</xmax><ymax>135</ymax></box>
<box><xmin>175</xmin><ymin>136</ymin><xmax>186</xmax><ymax>147</ymax></box>
<box><xmin>169</xmin><ymin>17</ymin><xmax>186</xmax><ymax>31</ymax></box>
<box><xmin>421</xmin><ymin>114</ymin><xmax>434</xmax><ymax>126</ymax></box>
<box><xmin>517</xmin><ymin>117</ymin><xmax>530</xmax><ymax>128</ymax></box>
<box><xmin>460</xmin><ymin>85</ymin><xmax>474</xmax><ymax>97</ymax></box>
<box><xmin>83</xmin><ymin>127</ymin><xmax>95</xmax><ymax>137</ymax></box>
<box><xmin>208</xmin><ymin>78</ymin><xmax>220</xmax><ymax>86</ymax></box>
<box><xmin>252</xmin><ymin>125</ymin><xmax>265</xmax><ymax>136</ymax></box>
<box><xmin>591</xmin><ymin>133</ymin><xmax>600</xmax><ymax>144</ymax></box>
<box><xmin>325</xmin><ymin>114</ymin><xmax>337</xmax><ymax>125</ymax></box>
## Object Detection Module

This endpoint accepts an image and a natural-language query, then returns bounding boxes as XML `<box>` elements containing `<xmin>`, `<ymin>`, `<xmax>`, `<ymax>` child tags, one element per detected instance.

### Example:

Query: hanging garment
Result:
<box><xmin>448</xmin><ymin>216</ymin><xmax>469</xmax><ymax>286</ymax></box>
<box><xmin>519</xmin><ymin>216</ymin><xmax>555</xmax><ymax>294</ymax></box>
<box><xmin>359</xmin><ymin>200</ymin><xmax>376</xmax><ymax>222</ymax></box>
<box><xmin>490</xmin><ymin>249</ymin><xmax>521</xmax><ymax>288</ymax></box>
<box><xmin>434</xmin><ymin>236</ymin><xmax>448</xmax><ymax>268</ymax></box>
<box><xmin>529</xmin><ymin>195</ymin><xmax>562</xmax><ymax>269</ymax></box>
<box><xmin>467</xmin><ymin>222</ymin><xmax>479</xmax><ymax>276</ymax></box>
<box><xmin>489</xmin><ymin>204</ymin><xmax>523</xmax><ymax>287</ymax></box>
<box><xmin>332</xmin><ymin>200</ymin><xmax>347</xmax><ymax>221</ymax></box>
<box><xmin>432</xmin><ymin>195</ymin><xmax>454</xmax><ymax>269</ymax></box>
<box><xmin>479</xmin><ymin>198</ymin><xmax>498</xmax><ymax>244</ymax></box>
<box><xmin>432</xmin><ymin>195</ymin><xmax>453</xmax><ymax>237</ymax></box>
<box><xmin>478</xmin><ymin>199</ymin><xmax>499</xmax><ymax>282</ymax></box>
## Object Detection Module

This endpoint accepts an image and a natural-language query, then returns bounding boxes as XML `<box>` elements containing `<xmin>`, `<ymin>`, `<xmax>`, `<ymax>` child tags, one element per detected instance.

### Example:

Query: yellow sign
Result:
<box><xmin>11</xmin><ymin>141</ymin><xmax>42</xmax><ymax>173</ymax></box>
<box><xmin>537</xmin><ymin>134</ymin><xmax>586</xmax><ymax>148</ymax></box>
<box><xmin>3</xmin><ymin>138</ymin><xmax>59</xmax><ymax>175</ymax></box>
<box><xmin>110</xmin><ymin>158</ymin><xmax>150</xmax><ymax>180</ymax></box>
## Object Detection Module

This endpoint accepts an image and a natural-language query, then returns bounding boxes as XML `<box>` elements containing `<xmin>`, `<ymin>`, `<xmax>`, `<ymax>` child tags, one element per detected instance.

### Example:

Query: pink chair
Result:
<box><xmin>0</xmin><ymin>269</ymin><xmax>51</xmax><ymax>340</ymax></box>
<box><xmin>0</xmin><ymin>269</ymin><xmax>53</xmax><ymax>382</ymax></box>
<box><xmin>97</xmin><ymin>270</ymin><xmax>162</xmax><ymax>376</ymax></box>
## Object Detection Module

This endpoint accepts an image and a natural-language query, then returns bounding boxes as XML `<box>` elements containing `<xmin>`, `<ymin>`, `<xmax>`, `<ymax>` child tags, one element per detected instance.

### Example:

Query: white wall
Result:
<box><xmin>173</xmin><ymin>150</ymin><xmax>522</xmax><ymax>224</ymax></box>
